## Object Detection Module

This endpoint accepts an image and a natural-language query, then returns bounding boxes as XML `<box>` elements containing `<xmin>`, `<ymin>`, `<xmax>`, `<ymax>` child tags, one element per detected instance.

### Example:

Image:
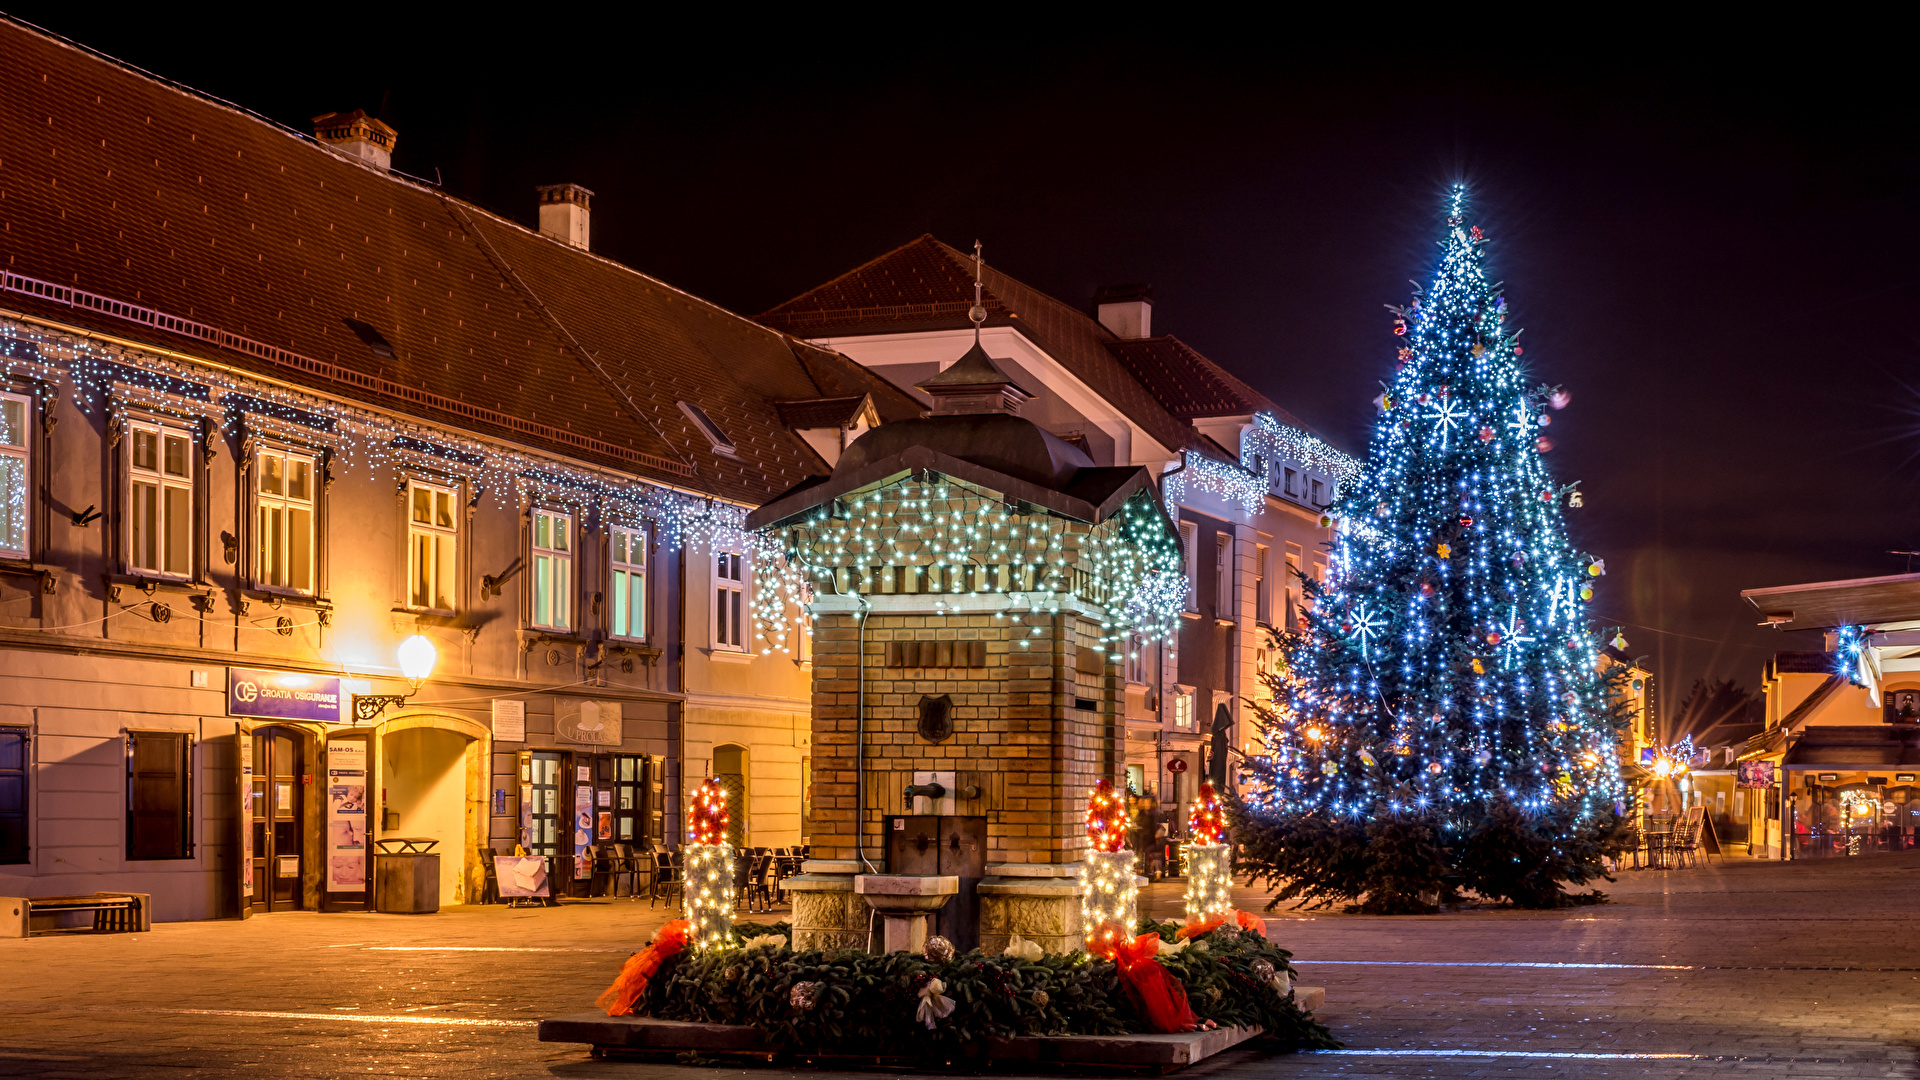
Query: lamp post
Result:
<box><xmin>350</xmin><ymin>634</ymin><xmax>438</xmax><ymax>724</ymax></box>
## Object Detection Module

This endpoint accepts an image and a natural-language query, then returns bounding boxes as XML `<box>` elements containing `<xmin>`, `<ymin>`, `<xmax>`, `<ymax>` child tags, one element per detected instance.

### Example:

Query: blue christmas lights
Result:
<box><xmin>1243</xmin><ymin>187</ymin><xmax>1624</xmax><ymax>828</ymax></box>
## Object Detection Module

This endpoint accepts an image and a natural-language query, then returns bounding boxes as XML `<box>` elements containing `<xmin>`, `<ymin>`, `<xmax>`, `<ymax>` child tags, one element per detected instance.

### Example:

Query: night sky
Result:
<box><xmin>14</xmin><ymin>11</ymin><xmax>1915</xmax><ymax>712</ymax></box>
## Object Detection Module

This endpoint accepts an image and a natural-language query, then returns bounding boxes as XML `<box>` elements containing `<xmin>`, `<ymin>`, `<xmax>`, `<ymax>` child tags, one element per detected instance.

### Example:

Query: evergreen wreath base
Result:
<box><xmin>569</xmin><ymin>919</ymin><xmax>1338</xmax><ymax>1066</ymax></box>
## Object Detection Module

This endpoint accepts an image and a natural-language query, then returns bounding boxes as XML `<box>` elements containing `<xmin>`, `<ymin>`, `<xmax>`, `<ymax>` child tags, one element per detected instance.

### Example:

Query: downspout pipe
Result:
<box><xmin>854</xmin><ymin>592</ymin><xmax>876</xmax><ymax>873</ymax></box>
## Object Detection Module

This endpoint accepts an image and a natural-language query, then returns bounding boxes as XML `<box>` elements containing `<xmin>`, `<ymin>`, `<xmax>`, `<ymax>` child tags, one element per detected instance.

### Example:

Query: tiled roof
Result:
<box><xmin>0</xmin><ymin>20</ymin><xmax>918</xmax><ymax>504</ymax></box>
<box><xmin>762</xmin><ymin>236</ymin><xmax>1213</xmax><ymax>459</ymax></box>
<box><xmin>759</xmin><ymin>234</ymin><xmax>1346</xmax><ymax>460</ymax></box>
<box><xmin>772</xmin><ymin>396</ymin><xmax>867</xmax><ymax>429</ymax></box>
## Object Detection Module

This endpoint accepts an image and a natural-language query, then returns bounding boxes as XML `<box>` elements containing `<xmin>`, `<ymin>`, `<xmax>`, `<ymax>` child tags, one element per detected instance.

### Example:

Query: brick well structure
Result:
<box><xmin>748</xmin><ymin>339</ymin><xmax>1181</xmax><ymax>953</ymax></box>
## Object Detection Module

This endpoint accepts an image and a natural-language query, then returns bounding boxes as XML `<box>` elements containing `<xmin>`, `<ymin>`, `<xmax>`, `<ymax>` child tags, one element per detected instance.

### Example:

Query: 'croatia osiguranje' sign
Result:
<box><xmin>228</xmin><ymin>667</ymin><xmax>344</xmax><ymax>723</ymax></box>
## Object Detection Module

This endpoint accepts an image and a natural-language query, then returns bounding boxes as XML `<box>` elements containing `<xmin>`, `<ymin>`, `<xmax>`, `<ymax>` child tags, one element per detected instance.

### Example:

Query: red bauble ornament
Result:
<box><xmin>1458</xmin><ymin>514</ymin><xmax>1474</xmax><ymax>526</ymax></box>
<box><xmin>1084</xmin><ymin>779</ymin><xmax>1130</xmax><ymax>854</ymax></box>
<box><xmin>1477</xmin><ymin>426</ymin><xmax>1494</xmax><ymax>442</ymax></box>
<box><xmin>1419</xmin><ymin>582</ymin><xmax>1435</xmax><ymax>598</ymax></box>
<box><xmin>1487</xmin><ymin>631</ymin><xmax>1503</xmax><ymax>645</ymax></box>
<box><xmin>1188</xmin><ymin>781</ymin><xmax>1226</xmax><ymax>845</ymax></box>
<box><xmin>1536</xmin><ymin>436</ymin><xmax>1554</xmax><ymax>452</ymax></box>
<box><xmin>688</xmin><ymin>777</ymin><xmax>730</xmax><ymax>846</ymax></box>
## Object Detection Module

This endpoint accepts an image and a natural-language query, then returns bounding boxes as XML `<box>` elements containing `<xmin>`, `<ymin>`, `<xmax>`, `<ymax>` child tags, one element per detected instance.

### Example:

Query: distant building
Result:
<box><xmin>1737</xmin><ymin>572</ymin><xmax>1920</xmax><ymax>859</ymax></box>
<box><xmin>761</xmin><ymin>237</ymin><xmax>1354</xmax><ymax>829</ymax></box>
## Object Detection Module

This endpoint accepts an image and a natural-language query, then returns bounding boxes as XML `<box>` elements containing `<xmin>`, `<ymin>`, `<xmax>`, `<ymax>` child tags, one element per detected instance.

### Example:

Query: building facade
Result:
<box><xmin>759</xmin><ymin>238</ymin><xmax>1355</xmax><ymax>830</ymax></box>
<box><xmin>0</xmin><ymin>21</ymin><xmax>916</xmax><ymax>921</ymax></box>
<box><xmin>1736</xmin><ymin>572</ymin><xmax>1920</xmax><ymax>860</ymax></box>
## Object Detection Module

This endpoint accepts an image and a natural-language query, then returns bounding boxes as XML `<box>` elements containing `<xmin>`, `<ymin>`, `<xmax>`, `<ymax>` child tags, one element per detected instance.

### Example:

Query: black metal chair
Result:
<box><xmin>649</xmin><ymin>849</ymin><xmax>682</xmax><ymax>908</ymax></box>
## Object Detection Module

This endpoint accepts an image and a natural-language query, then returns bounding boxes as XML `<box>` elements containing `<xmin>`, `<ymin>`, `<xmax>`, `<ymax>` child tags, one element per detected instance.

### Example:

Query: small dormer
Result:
<box><xmin>774</xmin><ymin>394</ymin><xmax>883</xmax><ymax>469</ymax></box>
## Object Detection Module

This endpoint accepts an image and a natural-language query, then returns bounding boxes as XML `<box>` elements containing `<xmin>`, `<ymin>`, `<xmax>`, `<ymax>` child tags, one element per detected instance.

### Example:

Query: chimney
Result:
<box><xmin>536</xmin><ymin>184</ymin><xmax>593</xmax><ymax>250</ymax></box>
<box><xmin>1094</xmin><ymin>283</ymin><xmax>1153</xmax><ymax>339</ymax></box>
<box><xmin>311</xmin><ymin>110</ymin><xmax>396</xmax><ymax>172</ymax></box>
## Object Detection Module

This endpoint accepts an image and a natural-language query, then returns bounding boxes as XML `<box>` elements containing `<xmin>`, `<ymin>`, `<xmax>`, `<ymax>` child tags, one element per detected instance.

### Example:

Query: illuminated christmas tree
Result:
<box><xmin>1183</xmin><ymin>781</ymin><xmax>1232</xmax><ymax>921</ymax></box>
<box><xmin>1237</xmin><ymin>187</ymin><xmax>1628</xmax><ymax>911</ymax></box>
<box><xmin>1080</xmin><ymin>779</ymin><xmax>1137</xmax><ymax>950</ymax></box>
<box><xmin>683</xmin><ymin>778</ymin><xmax>736</xmax><ymax>948</ymax></box>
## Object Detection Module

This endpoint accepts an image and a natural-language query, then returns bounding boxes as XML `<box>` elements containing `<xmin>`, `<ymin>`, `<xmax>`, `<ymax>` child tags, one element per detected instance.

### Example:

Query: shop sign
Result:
<box><xmin>1167</xmin><ymin>758</ymin><xmax>1189</xmax><ymax>773</ymax></box>
<box><xmin>229</xmin><ymin>667</ymin><xmax>343</xmax><ymax>723</ymax></box>
<box><xmin>1736</xmin><ymin>761</ymin><xmax>1774</xmax><ymax>788</ymax></box>
<box><xmin>556</xmin><ymin>700</ymin><xmax>622</xmax><ymax>745</ymax></box>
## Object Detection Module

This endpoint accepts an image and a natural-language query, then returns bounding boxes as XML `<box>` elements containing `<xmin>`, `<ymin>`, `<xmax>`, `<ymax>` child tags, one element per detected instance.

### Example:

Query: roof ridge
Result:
<box><xmin>760</xmin><ymin>233</ymin><xmax>947</xmax><ymax>319</ymax></box>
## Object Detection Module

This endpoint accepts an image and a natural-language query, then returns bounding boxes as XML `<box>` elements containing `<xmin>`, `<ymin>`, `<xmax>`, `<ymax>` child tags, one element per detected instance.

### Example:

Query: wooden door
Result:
<box><xmin>884</xmin><ymin>815</ymin><xmax>986</xmax><ymax>950</ymax></box>
<box><xmin>250</xmin><ymin>728</ymin><xmax>303</xmax><ymax>912</ymax></box>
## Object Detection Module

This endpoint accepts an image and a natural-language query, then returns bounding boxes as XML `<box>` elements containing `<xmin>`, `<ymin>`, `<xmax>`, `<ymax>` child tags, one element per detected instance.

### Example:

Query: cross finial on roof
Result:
<box><xmin>969</xmin><ymin>239</ymin><xmax>987</xmax><ymax>344</ymax></box>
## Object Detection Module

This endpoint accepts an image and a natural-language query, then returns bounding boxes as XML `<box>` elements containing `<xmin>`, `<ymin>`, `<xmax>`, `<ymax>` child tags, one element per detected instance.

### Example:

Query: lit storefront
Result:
<box><xmin>1739</xmin><ymin>572</ymin><xmax>1920</xmax><ymax>860</ymax></box>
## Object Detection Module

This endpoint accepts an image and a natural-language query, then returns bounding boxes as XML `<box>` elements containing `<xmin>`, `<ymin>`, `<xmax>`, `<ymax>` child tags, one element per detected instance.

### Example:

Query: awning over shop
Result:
<box><xmin>1779</xmin><ymin>726</ymin><xmax>1920</xmax><ymax>770</ymax></box>
<box><xmin>1742</xmin><ymin>574</ymin><xmax>1920</xmax><ymax>707</ymax></box>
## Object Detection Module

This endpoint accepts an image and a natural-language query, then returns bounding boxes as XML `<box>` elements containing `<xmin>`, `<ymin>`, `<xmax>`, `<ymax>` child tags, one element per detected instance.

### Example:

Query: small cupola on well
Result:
<box><xmin>312</xmin><ymin>110</ymin><xmax>397</xmax><ymax>171</ymax></box>
<box><xmin>537</xmin><ymin>183</ymin><xmax>593</xmax><ymax>250</ymax></box>
<box><xmin>915</xmin><ymin>241</ymin><xmax>1034</xmax><ymax>416</ymax></box>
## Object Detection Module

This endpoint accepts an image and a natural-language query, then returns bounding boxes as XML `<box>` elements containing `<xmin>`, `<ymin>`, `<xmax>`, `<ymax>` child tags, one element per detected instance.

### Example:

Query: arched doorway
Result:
<box><xmin>375</xmin><ymin>713</ymin><xmax>489</xmax><ymax>906</ymax></box>
<box><xmin>713</xmin><ymin>744</ymin><xmax>748</xmax><ymax>849</ymax></box>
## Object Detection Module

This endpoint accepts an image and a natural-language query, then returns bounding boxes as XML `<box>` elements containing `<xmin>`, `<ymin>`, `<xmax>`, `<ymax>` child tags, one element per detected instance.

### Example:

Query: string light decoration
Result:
<box><xmin>1646</xmin><ymin>736</ymin><xmax>1698</xmax><ymax>780</ymax></box>
<box><xmin>749</xmin><ymin>473</ymin><xmax>1185</xmax><ymax>659</ymax></box>
<box><xmin>1241</xmin><ymin>413</ymin><xmax>1364</xmax><ymax>489</ymax></box>
<box><xmin>1241</xmin><ymin>186</ymin><xmax>1625</xmax><ymax>840</ymax></box>
<box><xmin>1080</xmin><ymin>779</ymin><xmax>1138</xmax><ymax>952</ymax></box>
<box><xmin>1835</xmin><ymin>624</ymin><xmax>1868</xmax><ymax>687</ymax></box>
<box><xmin>1182</xmin><ymin>780</ymin><xmax>1232</xmax><ymax>921</ymax></box>
<box><xmin>0</xmin><ymin>316</ymin><xmax>751</xmax><ymax>556</ymax></box>
<box><xmin>683</xmin><ymin>778</ymin><xmax>736</xmax><ymax>950</ymax></box>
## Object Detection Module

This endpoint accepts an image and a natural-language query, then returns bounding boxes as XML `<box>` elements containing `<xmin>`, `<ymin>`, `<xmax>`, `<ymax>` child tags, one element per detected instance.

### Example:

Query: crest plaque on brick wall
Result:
<box><xmin>917</xmin><ymin>694</ymin><xmax>954</xmax><ymax>743</ymax></box>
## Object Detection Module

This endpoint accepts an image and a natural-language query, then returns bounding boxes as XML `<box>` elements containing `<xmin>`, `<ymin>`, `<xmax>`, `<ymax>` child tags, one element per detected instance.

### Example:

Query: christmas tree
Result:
<box><xmin>1237</xmin><ymin>187</ymin><xmax>1628</xmax><ymax>911</ymax></box>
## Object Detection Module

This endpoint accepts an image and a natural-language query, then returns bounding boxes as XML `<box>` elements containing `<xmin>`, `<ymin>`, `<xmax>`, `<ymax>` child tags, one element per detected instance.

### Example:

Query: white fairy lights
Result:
<box><xmin>1181</xmin><ymin>843</ymin><xmax>1233</xmax><ymax>921</ymax></box>
<box><xmin>0</xmin><ymin>315</ymin><xmax>748</xmax><ymax>554</ymax></box>
<box><xmin>749</xmin><ymin>473</ymin><xmax>1185</xmax><ymax>657</ymax></box>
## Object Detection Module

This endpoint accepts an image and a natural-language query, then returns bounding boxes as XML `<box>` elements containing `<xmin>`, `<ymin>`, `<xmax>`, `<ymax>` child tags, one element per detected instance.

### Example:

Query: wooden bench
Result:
<box><xmin>1</xmin><ymin>892</ymin><xmax>151</xmax><ymax>937</ymax></box>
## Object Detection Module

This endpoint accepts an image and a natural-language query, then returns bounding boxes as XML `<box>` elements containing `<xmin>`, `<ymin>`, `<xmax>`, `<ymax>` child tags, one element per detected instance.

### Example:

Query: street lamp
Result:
<box><xmin>350</xmin><ymin>634</ymin><xmax>439</xmax><ymax>724</ymax></box>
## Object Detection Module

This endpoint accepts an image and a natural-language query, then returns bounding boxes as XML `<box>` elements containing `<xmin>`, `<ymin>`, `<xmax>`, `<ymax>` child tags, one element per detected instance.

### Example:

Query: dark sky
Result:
<box><xmin>15</xmin><ymin>11</ymin><xmax>1916</xmax><ymax>715</ymax></box>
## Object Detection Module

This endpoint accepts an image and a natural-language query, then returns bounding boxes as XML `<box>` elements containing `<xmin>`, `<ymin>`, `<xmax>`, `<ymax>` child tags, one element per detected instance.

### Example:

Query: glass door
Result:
<box><xmin>526</xmin><ymin>751</ymin><xmax>561</xmax><ymax>858</ymax></box>
<box><xmin>250</xmin><ymin>727</ymin><xmax>303</xmax><ymax>912</ymax></box>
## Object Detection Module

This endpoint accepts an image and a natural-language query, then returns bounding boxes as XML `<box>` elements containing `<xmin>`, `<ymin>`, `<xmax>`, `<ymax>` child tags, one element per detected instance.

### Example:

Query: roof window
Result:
<box><xmin>678</xmin><ymin>401</ymin><xmax>738</xmax><ymax>457</ymax></box>
<box><xmin>342</xmin><ymin>318</ymin><xmax>395</xmax><ymax>358</ymax></box>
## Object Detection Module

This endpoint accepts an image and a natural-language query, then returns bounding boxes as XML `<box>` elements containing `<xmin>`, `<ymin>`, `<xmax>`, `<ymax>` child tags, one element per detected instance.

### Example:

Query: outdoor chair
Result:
<box><xmin>649</xmin><ymin>850</ymin><xmax>682</xmax><ymax>908</ymax></box>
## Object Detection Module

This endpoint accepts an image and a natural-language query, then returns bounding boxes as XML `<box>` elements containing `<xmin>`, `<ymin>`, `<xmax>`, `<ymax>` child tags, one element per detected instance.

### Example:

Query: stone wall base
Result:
<box><xmin>785</xmin><ymin>869</ymin><xmax>869</xmax><ymax>952</ymax></box>
<box><xmin>978</xmin><ymin>864</ymin><xmax>1086</xmax><ymax>955</ymax></box>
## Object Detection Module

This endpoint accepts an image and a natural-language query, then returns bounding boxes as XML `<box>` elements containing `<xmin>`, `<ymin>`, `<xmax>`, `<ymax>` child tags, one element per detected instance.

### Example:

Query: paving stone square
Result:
<box><xmin>6</xmin><ymin>852</ymin><xmax>1918</xmax><ymax>1078</ymax></box>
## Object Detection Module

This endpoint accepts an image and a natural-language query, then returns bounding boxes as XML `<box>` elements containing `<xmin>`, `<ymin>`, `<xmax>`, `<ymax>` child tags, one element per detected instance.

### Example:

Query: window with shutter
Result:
<box><xmin>0</xmin><ymin>727</ymin><xmax>27</xmax><ymax>864</ymax></box>
<box><xmin>127</xmin><ymin>731</ymin><xmax>192</xmax><ymax>860</ymax></box>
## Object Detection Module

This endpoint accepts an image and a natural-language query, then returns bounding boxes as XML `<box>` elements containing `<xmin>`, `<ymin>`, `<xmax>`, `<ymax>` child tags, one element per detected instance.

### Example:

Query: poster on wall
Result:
<box><xmin>326</xmin><ymin>740</ymin><xmax>369</xmax><ymax>891</ymax></box>
<box><xmin>596</xmin><ymin>811</ymin><xmax>613</xmax><ymax>840</ymax></box>
<box><xmin>239</xmin><ymin>734</ymin><xmax>254</xmax><ymax>899</ymax></box>
<box><xmin>574</xmin><ymin>783</ymin><xmax>594</xmax><ymax>879</ymax></box>
<box><xmin>555</xmin><ymin>700</ymin><xmax>622</xmax><ymax>745</ymax></box>
<box><xmin>492</xmin><ymin>699</ymin><xmax>526</xmax><ymax>742</ymax></box>
<box><xmin>1737</xmin><ymin>760</ymin><xmax>1776</xmax><ymax>789</ymax></box>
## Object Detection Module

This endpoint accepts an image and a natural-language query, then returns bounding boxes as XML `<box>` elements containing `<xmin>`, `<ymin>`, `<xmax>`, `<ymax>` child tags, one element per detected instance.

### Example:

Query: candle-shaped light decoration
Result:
<box><xmin>683</xmin><ymin>777</ymin><xmax>735</xmax><ymax>950</ymax></box>
<box><xmin>1182</xmin><ymin>780</ymin><xmax>1233</xmax><ymax>922</ymax></box>
<box><xmin>1080</xmin><ymin>779</ymin><xmax>1138</xmax><ymax>950</ymax></box>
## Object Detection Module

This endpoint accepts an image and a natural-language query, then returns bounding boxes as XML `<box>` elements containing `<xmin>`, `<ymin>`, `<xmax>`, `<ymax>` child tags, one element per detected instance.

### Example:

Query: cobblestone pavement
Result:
<box><xmin>5</xmin><ymin>853</ymin><xmax>1920</xmax><ymax>1078</ymax></box>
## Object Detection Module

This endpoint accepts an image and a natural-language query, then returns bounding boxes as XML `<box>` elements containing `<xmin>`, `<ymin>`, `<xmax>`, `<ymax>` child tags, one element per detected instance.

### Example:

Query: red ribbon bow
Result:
<box><xmin>596</xmin><ymin>918</ymin><xmax>691</xmax><ymax>1016</ymax></box>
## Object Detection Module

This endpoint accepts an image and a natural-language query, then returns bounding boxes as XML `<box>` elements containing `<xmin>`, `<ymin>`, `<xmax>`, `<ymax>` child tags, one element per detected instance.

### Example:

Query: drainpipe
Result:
<box><xmin>854</xmin><ymin>593</ymin><xmax>876</xmax><ymax>873</ymax></box>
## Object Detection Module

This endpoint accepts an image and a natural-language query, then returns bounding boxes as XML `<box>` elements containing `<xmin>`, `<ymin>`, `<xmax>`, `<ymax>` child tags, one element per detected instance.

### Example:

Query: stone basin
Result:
<box><xmin>854</xmin><ymin>875</ymin><xmax>959</xmax><ymax>953</ymax></box>
<box><xmin>854</xmin><ymin>874</ymin><xmax>959</xmax><ymax>911</ymax></box>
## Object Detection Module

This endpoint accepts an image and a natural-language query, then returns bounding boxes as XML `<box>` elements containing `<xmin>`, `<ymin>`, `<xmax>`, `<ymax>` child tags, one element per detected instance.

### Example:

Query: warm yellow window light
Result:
<box><xmin>398</xmin><ymin>634</ymin><xmax>438</xmax><ymax>688</ymax></box>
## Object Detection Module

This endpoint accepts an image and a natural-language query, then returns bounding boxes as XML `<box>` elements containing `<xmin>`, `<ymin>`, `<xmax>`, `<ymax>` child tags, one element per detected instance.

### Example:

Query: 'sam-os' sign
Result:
<box><xmin>229</xmin><ymin>667</ymin><xmax>343</xmax><ymax>723</ymax></box>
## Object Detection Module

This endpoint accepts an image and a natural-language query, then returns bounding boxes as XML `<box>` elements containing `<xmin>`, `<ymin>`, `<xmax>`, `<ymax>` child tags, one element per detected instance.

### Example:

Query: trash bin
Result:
<box><xmin>374</xmin><ymin>837</ymin><xmax>441</xmax><ymax>914</ymax></box>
